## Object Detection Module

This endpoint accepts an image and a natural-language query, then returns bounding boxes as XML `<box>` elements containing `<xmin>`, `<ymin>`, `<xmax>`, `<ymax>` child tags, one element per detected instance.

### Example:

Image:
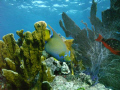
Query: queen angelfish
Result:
<box><xmin>45</xmin><ymin>25</ymin><xmax>71</xmax><ymax>62</ymax></box>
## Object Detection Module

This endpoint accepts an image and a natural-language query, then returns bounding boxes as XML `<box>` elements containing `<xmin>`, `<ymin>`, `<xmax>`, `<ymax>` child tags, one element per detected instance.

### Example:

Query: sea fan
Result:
<box><xmin>84</xmin><ymin>35</ymin><xmax>109</xmax><ymax>84</ymax></box>
<box><xmin>59</xmin><ymin>0</ymin><xmax>120</xmax><ymax>89</ymax></box>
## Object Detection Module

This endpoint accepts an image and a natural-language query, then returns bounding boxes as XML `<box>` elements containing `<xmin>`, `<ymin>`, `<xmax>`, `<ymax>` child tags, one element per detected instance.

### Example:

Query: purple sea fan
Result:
<box><xmin>85</xmin><ymin>39</ymin><xmax>109</xmax><ymax>85</ymax></box>
<box><xmin>59</xmin><ymin>12</ymin><xmax>111</xmax><ymax>85</ymax></box>
<box><xmin>59</xmin><ymin>0</ymin><xmax>120</xmax><ymax>89</ymax></box>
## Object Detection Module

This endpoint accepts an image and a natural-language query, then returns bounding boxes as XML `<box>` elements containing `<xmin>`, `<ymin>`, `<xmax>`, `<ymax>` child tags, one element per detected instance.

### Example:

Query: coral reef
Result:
<box><xmin>59</xmin><ymin>0</ymin><xmax>120</xmax><ymax>89</ymax></box>
<box><xmin>0</xmin><ymin>0</ymin><xmax>120</xmax><ymax>89</ymax></box>
<box><xmin>43</xmin><ymin>57</ymin><xmax>70</xmax><ymax>75</ymax></box>
<box><xmin>0</xmin><ymin>20</ymin><xmax>76</xmax><ymax>90</ymax></box>
<box><xmin>0</xmin><ymin>21</ymin><xmax>55</xmax><ymax>90</ymax></box>
<box><xmin>50</xmin><ymin>74</ymin><xmax>110</xmax><ymax>90</ymax></box>
<box><xmin>43</xmin><ymin>57</ymin><xmax>61</xmax><ymax>74</ymax></box>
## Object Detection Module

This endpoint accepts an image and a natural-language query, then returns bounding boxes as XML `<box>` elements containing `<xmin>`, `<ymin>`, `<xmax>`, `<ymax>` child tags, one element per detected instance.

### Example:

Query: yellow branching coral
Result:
<box><xmin>0</xmin><ymin>21</ymin><xmax>54</xmax><ymax>90</ymax></box>
<box><xmin>4</xmin><ymin>58</ymin><xmax>16</xmax><ymax>71</ymax></box>
<box><xmin>2</xmin><ymin>69</ymin><xmax>20</xmax><ymax>87</ymax></box>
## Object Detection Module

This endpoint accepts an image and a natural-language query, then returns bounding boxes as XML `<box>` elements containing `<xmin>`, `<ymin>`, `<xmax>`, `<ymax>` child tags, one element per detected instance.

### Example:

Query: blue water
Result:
<box><xmin>0</xmin><ymin>0</ymin><xmax>110</xmax><ymax>40</ymax></box>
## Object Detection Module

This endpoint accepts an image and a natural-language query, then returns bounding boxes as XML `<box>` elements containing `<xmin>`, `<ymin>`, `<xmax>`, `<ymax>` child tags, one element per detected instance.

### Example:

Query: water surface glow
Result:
<box><xmin>0</xmin><ymin>0</ymin><xmax>110</xmax><ymax>40</ymax></box>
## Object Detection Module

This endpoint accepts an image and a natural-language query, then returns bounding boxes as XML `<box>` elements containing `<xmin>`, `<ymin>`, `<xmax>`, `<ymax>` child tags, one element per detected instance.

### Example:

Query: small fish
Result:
<box><xmin>45</xmin><ymin>25</ymin><xmax>71</xmax><ymax>62</ymax></box>
<box><xmin>95</xmin><ymin>34</ymin><xmax>120</xmax><ymax>55</ymax></box>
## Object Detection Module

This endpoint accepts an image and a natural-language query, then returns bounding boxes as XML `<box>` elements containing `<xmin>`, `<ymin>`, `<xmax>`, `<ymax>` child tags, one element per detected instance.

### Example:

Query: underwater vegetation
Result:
<box><xmin>0</xmin><ymin>0</ymin><xmax>120</xmax><ymax>90</ymax></box>
<box><xmin>59</xmin><ymin>0</ymin><xmax>120</xmax><ymax>89</ymax></box>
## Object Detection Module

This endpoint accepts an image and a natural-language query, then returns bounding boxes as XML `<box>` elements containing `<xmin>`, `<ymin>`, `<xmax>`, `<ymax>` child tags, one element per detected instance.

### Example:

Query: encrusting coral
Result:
<box><xmin>0</xmin><ymin>21</ymin><xmax>55</xmax><ymax>90</ymax></box>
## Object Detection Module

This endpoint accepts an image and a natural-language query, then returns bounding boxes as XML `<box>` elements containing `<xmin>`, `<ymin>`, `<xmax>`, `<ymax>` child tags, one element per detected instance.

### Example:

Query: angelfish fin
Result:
<box><xmin>59</xmin><ymin>52</ymin><xmax>65</xmax><ymax>57</ymax></box>
<box><xmin>48</xmin><ymin>24</ymin><xmax>59</xmax><ymax>38</ymax></box>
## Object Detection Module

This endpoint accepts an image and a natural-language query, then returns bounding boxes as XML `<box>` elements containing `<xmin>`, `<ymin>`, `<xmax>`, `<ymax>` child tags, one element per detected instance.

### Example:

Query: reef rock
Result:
<box><xmin>50</xmin><ymin>74</ymin><xmax>110</xmax><ymax>90</ymax></box>
<box><xmin>43</xmin><ymin>57</ymin><xmax>70</xmax><ymax>75</ymax></box>
<box><xmin>61</xmin><ymin>62</ymin><xmax>70</xmax><ymax>74</ymax></box>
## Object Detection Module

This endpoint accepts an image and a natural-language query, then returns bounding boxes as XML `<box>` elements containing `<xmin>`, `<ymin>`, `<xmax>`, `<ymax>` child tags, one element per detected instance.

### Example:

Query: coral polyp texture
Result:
<box><xmin>0</xmin><ymin>21</ymin><xmax>55</xmax><ymax>90</ymax></box>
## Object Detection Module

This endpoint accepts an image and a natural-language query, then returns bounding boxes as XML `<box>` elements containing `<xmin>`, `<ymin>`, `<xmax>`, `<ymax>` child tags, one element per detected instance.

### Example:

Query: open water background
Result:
<box><xmin>0</xmin><ymin>0</ymin><xmax>110</xmax><ymax>40</ymax></box>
